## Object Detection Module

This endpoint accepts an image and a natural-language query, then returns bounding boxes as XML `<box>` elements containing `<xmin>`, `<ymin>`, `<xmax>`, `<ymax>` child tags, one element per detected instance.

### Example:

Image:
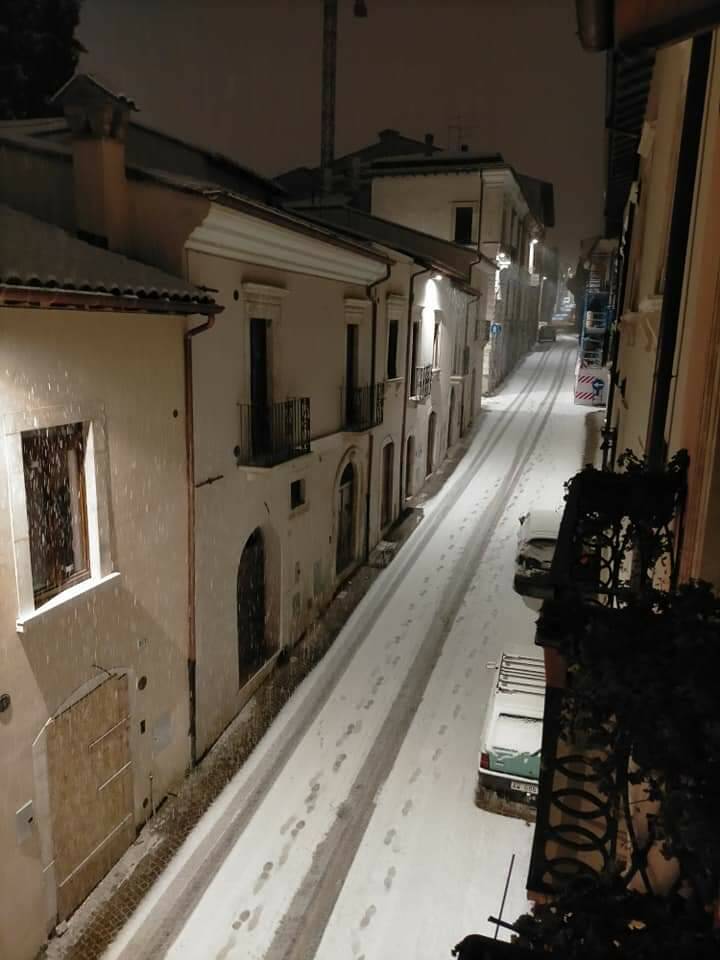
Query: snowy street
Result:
<box><xmin>103</xmin><ymin>337</ymin><xmax>587</xmax><ymax>960</ymax></box>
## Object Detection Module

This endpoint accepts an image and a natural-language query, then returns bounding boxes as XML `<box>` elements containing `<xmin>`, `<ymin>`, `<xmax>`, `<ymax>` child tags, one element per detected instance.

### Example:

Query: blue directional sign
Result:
<box><xmin>490</xmin><ymin>322</ymin><xmax>502</xmax><ymax>335</ymax></box>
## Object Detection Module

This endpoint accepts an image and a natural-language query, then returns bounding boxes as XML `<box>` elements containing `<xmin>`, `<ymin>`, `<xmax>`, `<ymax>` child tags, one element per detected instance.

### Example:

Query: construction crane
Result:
<box><xmin>320</xmin><ymin>0</ymin><xmax>367</xmax><ymax>194</ymax></box>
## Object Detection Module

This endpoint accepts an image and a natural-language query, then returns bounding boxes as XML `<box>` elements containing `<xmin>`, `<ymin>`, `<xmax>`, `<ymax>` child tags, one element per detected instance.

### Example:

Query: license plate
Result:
<box><xmin>511</xmin><ymin>780</ymin><xmax>538</xmax><ymax>795</ymax></box>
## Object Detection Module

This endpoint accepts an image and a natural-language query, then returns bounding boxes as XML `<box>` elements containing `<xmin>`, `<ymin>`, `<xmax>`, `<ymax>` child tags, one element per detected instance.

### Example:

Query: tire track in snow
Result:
<box><xmin>104</xmin><ymin>346</ymin><xmax>562</xmax><ymax>960</ymax></box>
<box><xmin>263</xmin><ymin>345</ymin><xmax>574</xmax><ymax>960</ymax></box>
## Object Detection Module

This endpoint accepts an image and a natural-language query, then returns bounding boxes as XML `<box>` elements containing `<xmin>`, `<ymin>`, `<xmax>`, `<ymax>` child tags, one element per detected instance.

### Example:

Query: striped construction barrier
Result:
<box><xmin>575</xmin><ymin>368</ymin><xmax>607</xmax><ymax>406</ymax></box>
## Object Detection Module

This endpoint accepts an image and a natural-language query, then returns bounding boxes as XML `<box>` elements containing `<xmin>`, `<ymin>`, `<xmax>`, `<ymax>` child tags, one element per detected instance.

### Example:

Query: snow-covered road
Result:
<box><xmin>104</xmin><ymin>337</ymin><xmax>588</xmax><ymax>960</ymax></box>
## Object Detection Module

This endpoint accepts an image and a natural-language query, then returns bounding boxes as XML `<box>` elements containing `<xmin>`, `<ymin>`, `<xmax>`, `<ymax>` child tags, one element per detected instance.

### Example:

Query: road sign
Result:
<box><xmin>490</xmin><ymin>322</ymin><xmax>502</xmax><ymax>335</ymax></box>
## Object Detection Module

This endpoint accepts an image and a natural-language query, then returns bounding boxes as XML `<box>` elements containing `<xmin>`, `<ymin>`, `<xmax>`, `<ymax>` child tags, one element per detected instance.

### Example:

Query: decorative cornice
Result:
<box><xmin>187</xmin><ymin>204</ymin><xmax>388</xmax><ymax>286</ymax></box>
<box><xmin>241</xmin><ymin>282</ymin><xmax>289</xmax><ymax>303</ymax></box>
<box><xmin>386</xmin><ymin>293</ymin><xmax>407</xmax><ymax>319</ymax></box>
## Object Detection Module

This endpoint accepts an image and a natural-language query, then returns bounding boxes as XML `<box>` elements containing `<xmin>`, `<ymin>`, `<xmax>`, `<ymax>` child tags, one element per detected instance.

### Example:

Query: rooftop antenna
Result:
<box><xmin>321</xmin><ymin>0</ymin><xmax>368</xmax><ymax>195</ymax></box>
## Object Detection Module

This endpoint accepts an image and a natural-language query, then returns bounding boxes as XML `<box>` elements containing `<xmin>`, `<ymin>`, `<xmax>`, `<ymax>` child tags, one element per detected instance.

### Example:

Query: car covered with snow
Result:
<box><xmin>477</xmin><ymin>654</ymin><xmax>545</xmax><ymax>807</ymax></box>
<box><xmin>512</xmin><ymin>509</ymin><xmax>561</xmax><ymax>601</ymax></box>
<box><xmin>537</xmin><ymin>323</ymin><xmax>557</xmax><ymax>342</ymax></box>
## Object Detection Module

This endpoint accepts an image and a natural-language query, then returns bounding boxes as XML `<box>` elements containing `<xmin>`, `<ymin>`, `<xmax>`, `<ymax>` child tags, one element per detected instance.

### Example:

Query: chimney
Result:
<box><xmin>424</xmin><ymin>132</ymin><xmax>434</xmax><ymax>156</ymax></box>
<box><xmin>52</xmin><ymin>74</ymin><xmax>136</xmax><ymax>252</ymax></box>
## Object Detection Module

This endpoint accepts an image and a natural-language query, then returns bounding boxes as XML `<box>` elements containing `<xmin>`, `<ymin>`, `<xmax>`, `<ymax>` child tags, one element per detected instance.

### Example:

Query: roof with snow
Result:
<box><xmin>0</xmin><ymin>204</ymin><xmax>215</xmax><ymax>311</ymax></box>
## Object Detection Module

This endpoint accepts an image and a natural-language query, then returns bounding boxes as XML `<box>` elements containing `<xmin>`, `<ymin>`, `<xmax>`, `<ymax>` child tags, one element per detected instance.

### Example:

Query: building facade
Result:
<box><xmin>369</xmin><ymin>153</ymin><xmax>555</xmax><ymax>393</ymax></box>
<box><xmin>0</xmin><ymin>205</ymin><xmax>215</xmax><ymax>960</ymax></box>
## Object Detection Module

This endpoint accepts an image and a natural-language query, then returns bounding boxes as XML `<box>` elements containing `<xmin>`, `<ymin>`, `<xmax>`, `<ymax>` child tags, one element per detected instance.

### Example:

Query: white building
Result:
<box><xmin>369</xmin><ymin>151</ymin><xmax>555</xmax><ymax>392</ymax></box>
<box><xmin>0</xmin><ymin>204</ymin><xmax>216</xmax><ymax>960</ymax></box>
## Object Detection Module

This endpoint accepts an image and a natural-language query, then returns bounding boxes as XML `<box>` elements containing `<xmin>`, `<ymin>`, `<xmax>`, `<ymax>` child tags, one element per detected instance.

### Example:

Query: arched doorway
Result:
<box><xmin>405</xmin><ymin>435</ymin><xmax>415</xmax><ymax>498</ymax></box>
<box><xmin>336</xmin><ymin>462</ymin><xmax>355</xmax><ymax>574</ymax></box>
<box><xmin>447</xmin><ymin>388</ymin><xmax>456</xmax><ymax>448</ymax></box>
<box><xmin>426</xmin><ymin>412</ymin><xmax>437</xmax><ymax>477</ymax></box>
<box><xmin>237</xmin><ymin>528</ymin><xmax>266</xmax><ymax>684</ymax></box>
<box><xmin>381</xmin><ymin>442</ymin><xmax>394</xmax><ymax>529</ymax></box>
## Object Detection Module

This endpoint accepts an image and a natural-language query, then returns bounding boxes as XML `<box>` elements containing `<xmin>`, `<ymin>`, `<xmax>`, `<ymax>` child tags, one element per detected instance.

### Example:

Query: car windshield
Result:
<box><xmin>489</xmin><ymin>714</ymin><xmax>542</xmax><ymax>779</ymax></box>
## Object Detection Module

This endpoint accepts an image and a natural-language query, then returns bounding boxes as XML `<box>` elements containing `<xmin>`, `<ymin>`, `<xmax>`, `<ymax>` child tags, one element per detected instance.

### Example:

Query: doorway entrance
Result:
<box><xmin>237</xmin><ymin>528</ymin><xmax>266</xmax><ymax>684</ymax></box>
<box><xmin>426</xmin><ymin>412</ymin><xmax>437</xmax><ymax>476</ymax></box>
<box><xmin>448</xmin><ymin>388</ymin><xmax>456</xmax><ymax>448</ymax></box>
<box><xmin>336</xmin><ymin>462</ymin><xmax>355</xmax><ymax>574</ymax></box>
<box><xmin>47</xmin><ymin>673</ymin><xmax>134</xmax><ymax>921</ymax></box>
<box><xmin>381</xmin><ymin>442</ymin><xmax>394</xmax><ymax>529</ymax></box>
<box><xmin>405</xmin><ymin>435</ymin><xmax>415</xmax><ymax>498</ymax></box>
<box><xmin>471</xmin><ymin>368</ymin><xmax>477</xmax><ymax>423</ymax></box>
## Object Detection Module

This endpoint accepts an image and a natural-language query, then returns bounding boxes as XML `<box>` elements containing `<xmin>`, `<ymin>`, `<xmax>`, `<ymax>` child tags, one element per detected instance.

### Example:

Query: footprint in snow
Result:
<box><xmin>280</xmin><ymin>815</ymin><xmax>296</xmax><ymax>835</ymax></box>
<box><xmin>402</xmin><ymin>799</ymin><xmax>413</xmax><ymax>816</ymax></box>
<box><xmin>247</xmin><ymin>905</ymin><xmax>263</xmax><ymax>932</ymax></box>
<box><xmin>384</xmin><ymin>828</ymin><xmax>397</xmax><ymax>845</ymax></box>
<box><xmin>360</xmin><ymin>905</ymin><xmax>376</xmax><ymax>928</ymax></box>
<box><xmin>384</xmin><ymin>866</ymin><xmax>397</xmax><ymax>891</ymax></box>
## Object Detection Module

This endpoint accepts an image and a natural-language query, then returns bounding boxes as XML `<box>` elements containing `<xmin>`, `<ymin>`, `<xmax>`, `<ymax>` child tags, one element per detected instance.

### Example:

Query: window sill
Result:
<box><xmin>17</xmin><ymin>572</ymin><xmax>122</xmax><ymax>633</ymax></box>
<box><xmin>289</xmin><ymin>502</ymin><xmax>309</xmax><ymax>519</ymax></box>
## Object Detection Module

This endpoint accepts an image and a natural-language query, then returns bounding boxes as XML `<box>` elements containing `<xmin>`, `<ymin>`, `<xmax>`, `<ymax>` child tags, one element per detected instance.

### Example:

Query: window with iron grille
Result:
<box><xmin>22</xmin><ymin>423</ymin><xmax>90</xmax><ymax>605</ymax></box>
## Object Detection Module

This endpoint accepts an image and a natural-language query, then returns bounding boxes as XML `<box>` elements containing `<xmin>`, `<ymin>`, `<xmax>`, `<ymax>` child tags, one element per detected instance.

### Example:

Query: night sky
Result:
<box><xmin>78</xmin><ymin>0</ymin><xmax>606</xmax><ymax>265</ymax></box>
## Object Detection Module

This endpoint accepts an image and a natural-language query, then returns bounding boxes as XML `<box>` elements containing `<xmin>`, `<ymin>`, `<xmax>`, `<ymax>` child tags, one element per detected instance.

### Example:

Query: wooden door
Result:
<box><xmin>405</xmin><ymin>435</ymin><xmax>415</xmax><ymax>498</ymax></box>
<box><xmin>336</xmin><ymin>463</ymin><xmax>355</xmax><ymax>574</ymax></box>
<box><xmin>46</xmin><ymin>674</ymin><xmax>134</xmax><ymax>921</ymax></box>
<box><xmin>426</xmin><ymin>412</ymin><xmax>436</xmax><ymax>476</ymax></box>
<box><xmin>237</xmin><ymin>528</ymin><xmax>266</xmax><ymax>682</ymax></box>
<box><xmin>381</xmin><ymin>442</ymin><xmax>394</xmax><ymax>529</ymax></box>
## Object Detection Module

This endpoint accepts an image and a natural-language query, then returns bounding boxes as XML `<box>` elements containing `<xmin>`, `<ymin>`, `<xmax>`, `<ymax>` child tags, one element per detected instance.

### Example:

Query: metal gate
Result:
<box><xmin>46</xmin><ymin>673</ymin><xmax>134</xmax><ymax>920</ymax></box>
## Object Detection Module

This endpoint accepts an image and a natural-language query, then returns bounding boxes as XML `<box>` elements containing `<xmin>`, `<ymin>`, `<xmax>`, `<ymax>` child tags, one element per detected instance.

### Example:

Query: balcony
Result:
<box><xmin>529</xmin><ymin>453</ymin><xmax>688</xmax><ymax>897</ymax></box>
<box><xmin>234</xmin><ymin>398</ymin><xmax>310</xmax><ymax>468</ymax></box>
<box><xmin>410</xmin><ymin>363</ymin><xmax>432</xmax><ymax>401</ymax></box>
<box><xmin>341</xmin><ymin>382</ymin><xmax>384</xmax><ymax>431</ymax></box>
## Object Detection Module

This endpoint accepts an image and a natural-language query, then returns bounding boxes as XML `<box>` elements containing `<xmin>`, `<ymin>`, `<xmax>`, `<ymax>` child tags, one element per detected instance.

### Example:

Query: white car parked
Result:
<box><xmin>477</xmin><ymin>654</ymin><xmax>545</xmax><ymax>807</ymax></box>
<box><xmin>512</xmin><ymin>509</ymin><xmax>562</xmax><ymax>602</ymax></box>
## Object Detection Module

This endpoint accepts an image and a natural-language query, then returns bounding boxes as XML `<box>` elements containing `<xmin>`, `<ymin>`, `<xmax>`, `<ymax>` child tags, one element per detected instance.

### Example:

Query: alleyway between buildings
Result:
<box><xmin>54</xmin><ymin>337</ymin><xmax>589</xmax><ymax>960</ymax></box>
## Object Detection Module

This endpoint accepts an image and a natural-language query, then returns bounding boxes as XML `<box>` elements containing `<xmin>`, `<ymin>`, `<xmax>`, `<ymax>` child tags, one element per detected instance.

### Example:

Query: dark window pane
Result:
<box><xmin>454</xmin><ymin>206</ymin><xmax>474</xmax><ymax>244</ymax></box>
<box><xmin>387</xmin><ymin>319</ymin><xmax>398</xmax><ymax>379</ymax></box>
<box><xmin>22</xmin><ymin>422</ymin><xmax>89</xmax><ymax>604</ymax></box>
<box><xmin>290</xmin><ymin>479</ymin><xmax>305</xmax><ymax>509</ymax></box>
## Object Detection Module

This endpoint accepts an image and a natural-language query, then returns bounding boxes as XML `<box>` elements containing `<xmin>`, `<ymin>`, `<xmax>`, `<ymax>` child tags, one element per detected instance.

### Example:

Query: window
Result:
<box><xmin>290</xmin><ymin>479</ymin><xmax>305</xmax><ymax>510</ymax></box>
<box><xmin>432</xmin><ymin>319</ymin><xmax>441</xmax><ymax>368</ymax></box>
<box><xmin>387</xmin><ymin>317</ymin><xmax>398</xmax><ymax>379</ymax></box>
<box><xmin>22</xmin><ymin>423</ymin><xmax>89</xmax><ymax>605</ymax></box>
<box><xmin>453</xmin><ymin>206</ymin><xmax>474</xmax><ymax>245</ymax></box>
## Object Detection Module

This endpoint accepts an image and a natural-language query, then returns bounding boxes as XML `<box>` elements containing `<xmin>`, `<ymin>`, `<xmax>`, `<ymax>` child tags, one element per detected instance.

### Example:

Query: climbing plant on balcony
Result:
<box><xmin>558</xmin><ymin>580</ymin><xmax>720</xmax><ymax>900</ymax></box>
<box><xmin>513</xmin><ymin>870</ymin><xmax>718</xmax><ymax>958</ymax></box>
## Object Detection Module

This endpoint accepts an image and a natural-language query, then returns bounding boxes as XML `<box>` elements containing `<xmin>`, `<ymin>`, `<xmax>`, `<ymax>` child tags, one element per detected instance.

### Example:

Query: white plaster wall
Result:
<box><xmin>0</xmin><ymin>309</ymin><xmax>189</xmax><ymax>960</ymax></box>
<box><xmin>371</xmin><ymin>172</ymin><xmax>483</xmax><ymax>241</ymax></box>
<box><xmin>187</xmin><ymin>250</ymin><xmax>400</xmax><ymax>756</ymax></box>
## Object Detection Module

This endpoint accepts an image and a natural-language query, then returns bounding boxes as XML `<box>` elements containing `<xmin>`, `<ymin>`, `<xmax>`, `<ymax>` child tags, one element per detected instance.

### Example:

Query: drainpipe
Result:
<box><xmin>398</xmin><ymin>265</ymin><xmax>432</xmax><ymax>516</ymax></box>
<box><xmin>185</xmin><ymin>313</ymin><xmax>216</xmax><ymax>766</ymax></box>
<box><xmin>646</xmin><ymin>31</ymin><xmax>711</xmax><ymax>469</ymax></box>
<box><xmin>364</xmin><ymin>262</ymin><xmax>392</xmax><ymax>560</ymax></box>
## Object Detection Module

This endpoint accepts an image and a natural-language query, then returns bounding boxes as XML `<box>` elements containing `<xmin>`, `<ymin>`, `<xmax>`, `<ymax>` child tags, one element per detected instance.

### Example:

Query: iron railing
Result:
<box><xmin>235</xmin><ymin>397</ymin><xmax>310</xmax><ymax>467</ymax></box>
<box><xmin>341</xmin><ymin>382</ymin><xmax>384</xmax><ymax>431</ymax></box>
<box><xmin>529</xmin><ymin>454</ymin><xmax>688</xmax><ymax>896</ymax></box>
<box><xmin>410</xmin><ymin>363</ymin><xmax>432</xmax><ymax>400</ymax></box>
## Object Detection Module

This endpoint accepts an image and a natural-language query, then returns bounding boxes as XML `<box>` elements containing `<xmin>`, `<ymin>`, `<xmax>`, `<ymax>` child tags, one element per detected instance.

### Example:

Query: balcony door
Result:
<box><xmin>250</xmin><ymin>317</ymin><xmax>270</xmax><ymax>455</ymax></box>
<box><xmin>345</xmin><ymin>323</ymin><xmax>358</xmax><ymax>423</ymax></box>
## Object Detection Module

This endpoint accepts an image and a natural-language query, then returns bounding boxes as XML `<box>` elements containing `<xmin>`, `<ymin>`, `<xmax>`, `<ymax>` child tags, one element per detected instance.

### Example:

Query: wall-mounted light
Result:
<box><xmin>432</xmin><ymin>273</ymin><xmax>443</xmax><ymax>281</ymax></box>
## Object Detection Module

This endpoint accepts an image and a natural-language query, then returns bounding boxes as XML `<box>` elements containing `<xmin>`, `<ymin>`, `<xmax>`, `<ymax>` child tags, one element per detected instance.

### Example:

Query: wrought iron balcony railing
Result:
<box><xmin>234</xmin><ymin>397</ymin><xmax>310</xmax><ymax>467</ymax></box>
<box><xmin>410</xmin><ymin>363</ymin><xmax>432</xmax><ymax>400</ymax></box>
<box><xmin>341</xmin><ymin>382</ymin><xmax>384</xmax><ymax>431</ymax></box>
<box><xmin>528</xmin><ymin>453</ymin><xmax>688</xmax><ymax>897</ymax></box>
